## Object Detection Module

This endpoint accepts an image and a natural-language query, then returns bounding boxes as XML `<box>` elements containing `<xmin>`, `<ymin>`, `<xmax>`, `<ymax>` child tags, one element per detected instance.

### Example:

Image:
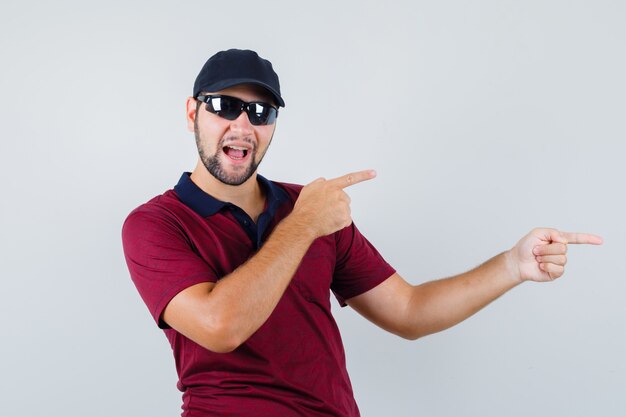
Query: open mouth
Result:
<box><xmin>223</xmin><ymin>145</ymin><xmax>249</xmax><ymax>161</ymax></box>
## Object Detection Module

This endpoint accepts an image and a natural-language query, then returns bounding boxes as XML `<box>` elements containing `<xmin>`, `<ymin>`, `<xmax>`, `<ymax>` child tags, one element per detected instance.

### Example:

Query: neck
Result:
<box><xmin>189</xmin><ymin>160</ymin><xmax>265</xmax><ymax>221</ymax></box>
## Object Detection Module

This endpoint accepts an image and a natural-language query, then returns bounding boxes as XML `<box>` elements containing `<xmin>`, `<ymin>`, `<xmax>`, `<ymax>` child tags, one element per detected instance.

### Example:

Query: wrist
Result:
<box><xmin>503</xmin><ymin>250</ymin><xmax>524</xmax><ymax>284</ymax></box>
<box><xmin>280</xmin><ymin>211</ymin><xmax>319</xmax><ymax>243</ymax></box>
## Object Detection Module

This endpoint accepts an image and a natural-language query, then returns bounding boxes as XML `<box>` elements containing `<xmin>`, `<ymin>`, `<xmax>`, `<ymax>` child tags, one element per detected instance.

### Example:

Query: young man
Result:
<box><xmin>122</xmin><ymin>49</ymin><xmax>602</xmax><ymax>417</ymax></box>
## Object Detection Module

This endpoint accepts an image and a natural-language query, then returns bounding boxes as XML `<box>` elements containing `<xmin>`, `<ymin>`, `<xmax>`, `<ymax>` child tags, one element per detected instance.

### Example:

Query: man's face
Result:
<box><xmin>188</xmin><ymin>84</ymin><xmax>277</xmax><ymax>186</ymax></box>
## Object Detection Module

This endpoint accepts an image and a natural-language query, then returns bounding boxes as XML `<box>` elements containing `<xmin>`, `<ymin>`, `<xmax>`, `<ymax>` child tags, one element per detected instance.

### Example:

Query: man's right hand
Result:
<box><xmin>290</xmin><ymin>170</ymin><xmax>377</xmax><ymax>238</ymax></box>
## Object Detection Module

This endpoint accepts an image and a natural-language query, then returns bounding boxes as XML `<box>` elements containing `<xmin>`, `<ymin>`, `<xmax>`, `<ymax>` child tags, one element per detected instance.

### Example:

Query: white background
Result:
<box><xmin>1</xmin><ymin>1</ymin><xmax>624</xmax><ymax>416</ymax></box>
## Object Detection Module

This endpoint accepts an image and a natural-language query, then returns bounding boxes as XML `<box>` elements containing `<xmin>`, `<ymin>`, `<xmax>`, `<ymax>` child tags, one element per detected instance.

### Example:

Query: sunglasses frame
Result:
<box><xmin>196</xmin><ymin>94</ymin><xmax>279</xmax><ymax>126</ymax></box>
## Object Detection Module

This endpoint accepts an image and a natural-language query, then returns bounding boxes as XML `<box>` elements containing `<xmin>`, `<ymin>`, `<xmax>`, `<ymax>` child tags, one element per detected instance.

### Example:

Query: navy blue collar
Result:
<box><xmin>173</xmin><ymin>172</ymin><xmax>289</xmax><ymax>218</ymax></box>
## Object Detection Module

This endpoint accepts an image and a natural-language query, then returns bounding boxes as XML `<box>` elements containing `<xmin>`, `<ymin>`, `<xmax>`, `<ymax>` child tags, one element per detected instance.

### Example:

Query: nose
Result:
<box><xmin>229</xmin><ymin>110</ymin><xmax>254</xmax><ymax>135</ymax></box>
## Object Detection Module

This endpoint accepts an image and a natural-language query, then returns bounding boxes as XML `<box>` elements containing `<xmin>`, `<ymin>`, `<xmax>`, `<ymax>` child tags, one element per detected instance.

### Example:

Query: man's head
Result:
<box><xmin>186</xmin><ymin>49</ymin><xmax>284</xmax><ymax>186</ymax></box>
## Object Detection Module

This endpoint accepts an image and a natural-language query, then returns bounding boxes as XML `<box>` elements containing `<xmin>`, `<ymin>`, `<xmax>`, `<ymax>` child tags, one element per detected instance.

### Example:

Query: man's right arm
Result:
<box><xmin>162</xmin><ymin>170</ymin><xmax>377</xmax><ymax>353</ymax></box>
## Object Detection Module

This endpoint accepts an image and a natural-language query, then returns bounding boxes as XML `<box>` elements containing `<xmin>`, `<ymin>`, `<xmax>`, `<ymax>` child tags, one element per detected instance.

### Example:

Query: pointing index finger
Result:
<box><xmin>560</xmin><ymin>231</ymin><xmax>604</xmax><ymax>245</ymax></box>
<box><xmin>330</xmin><ymin>170</ymin><xmax>377</xmax><ymax>189</ymax></box>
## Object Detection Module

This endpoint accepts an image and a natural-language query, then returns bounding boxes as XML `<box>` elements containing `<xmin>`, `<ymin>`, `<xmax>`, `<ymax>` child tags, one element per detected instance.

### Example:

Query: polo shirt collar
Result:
<box><xmin>173</xmin><ymin>172</ymin><xmax>288</xmax><ymax>217</ymax></box>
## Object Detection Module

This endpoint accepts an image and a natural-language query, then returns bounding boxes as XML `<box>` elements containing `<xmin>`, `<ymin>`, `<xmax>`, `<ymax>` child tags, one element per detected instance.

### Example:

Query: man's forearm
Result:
<box><xmin>205</xmin><ymin>170</ymin><xmax>376</xmax><ymax>348</ymax></box>
<box><xmin>405</xmin><ymin>251</ymin><xmax>521</xmax><ymax>339</ymax></box>
<box><xmin>203</xmin><ymin>213</ymin><xmax>317</xmax><ymax>349</ymax></box>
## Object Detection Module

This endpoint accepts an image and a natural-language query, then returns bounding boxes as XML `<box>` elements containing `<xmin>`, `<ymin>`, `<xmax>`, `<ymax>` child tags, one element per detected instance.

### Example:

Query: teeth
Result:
<box><xmin>227</xmin><ymin>145</ymin><xmax>247</xmax><ymax>150</ymax></box>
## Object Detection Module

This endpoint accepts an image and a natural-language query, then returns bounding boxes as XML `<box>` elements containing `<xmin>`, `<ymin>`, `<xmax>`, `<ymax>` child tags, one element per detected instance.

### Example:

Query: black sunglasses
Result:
<box><xmin>196</xmin><ymin>94</ymin><xmax>279</xmax><ymax>126</ymax></box>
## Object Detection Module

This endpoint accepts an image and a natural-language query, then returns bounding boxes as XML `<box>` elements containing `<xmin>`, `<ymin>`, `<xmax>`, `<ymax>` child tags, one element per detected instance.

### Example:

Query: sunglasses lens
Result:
<box><xmin>247</xmin><ymin>103</ymin><xmax>277</xmax><ymax>126</ymax></box>
<box><xmin>206</xmin><ymin>96</ymin><xmax>243</xmax><ymax>120</ymax></box>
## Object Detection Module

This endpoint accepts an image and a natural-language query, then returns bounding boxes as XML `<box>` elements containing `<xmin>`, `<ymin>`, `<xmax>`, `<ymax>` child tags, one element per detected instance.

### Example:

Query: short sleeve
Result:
<box><xmin>331</xmin><ymin>223</ymin><xmax>396</xmax><ymax>306</ymax></box>
<box><xmin>122</xmin><ymin>206</ymin><xmax>218</xmax><ymax>328</ymax></box>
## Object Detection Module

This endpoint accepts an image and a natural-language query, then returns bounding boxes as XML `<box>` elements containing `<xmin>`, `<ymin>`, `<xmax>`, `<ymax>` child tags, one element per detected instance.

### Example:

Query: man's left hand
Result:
<box><xmin>507</xmin><ymin>228</ymin><xmax>603</xmax><ymax>283</ymax></box>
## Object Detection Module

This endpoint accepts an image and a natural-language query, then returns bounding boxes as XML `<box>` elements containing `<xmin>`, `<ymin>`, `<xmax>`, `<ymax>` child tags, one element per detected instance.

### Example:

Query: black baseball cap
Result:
<box><xmin>193</xmin><ymin>49</ymin><xmax>285</xmax><ymax>107</ymax></box>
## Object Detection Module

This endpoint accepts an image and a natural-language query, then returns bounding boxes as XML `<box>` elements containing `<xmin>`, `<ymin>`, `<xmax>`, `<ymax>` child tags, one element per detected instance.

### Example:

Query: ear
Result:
<box><xmin>186</xmin><ymin>97</ymin><xmax>198</xmax><ymax>132</ymax></box>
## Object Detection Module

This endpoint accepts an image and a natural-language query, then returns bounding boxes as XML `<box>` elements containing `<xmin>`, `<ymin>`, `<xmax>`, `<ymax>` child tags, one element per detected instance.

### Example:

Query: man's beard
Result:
<box><xmin>194</xmin><ymin>122</ymin><xmax>269</xmax><ymax>186</ymax></box>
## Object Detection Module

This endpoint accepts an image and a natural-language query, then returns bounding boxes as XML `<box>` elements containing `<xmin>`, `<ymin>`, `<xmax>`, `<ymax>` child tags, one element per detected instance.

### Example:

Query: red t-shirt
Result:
<box><xmin>122</xmin><ymin>173</ymin><xmax>395</xmax><ymax>417</ymax></box>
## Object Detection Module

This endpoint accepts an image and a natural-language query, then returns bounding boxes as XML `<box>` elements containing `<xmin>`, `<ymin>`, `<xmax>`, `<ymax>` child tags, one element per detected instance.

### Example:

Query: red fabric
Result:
<box><xmin>122</xmin><ymin>180</ymin><xmax>395</xmax><ymax>417</ymax></box>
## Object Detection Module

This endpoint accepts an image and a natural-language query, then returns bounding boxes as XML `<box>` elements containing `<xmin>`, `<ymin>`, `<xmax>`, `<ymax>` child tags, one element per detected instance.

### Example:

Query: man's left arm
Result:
<box><xmin>346</xmin><ymin>228</ymin><xmax>603</xmax><ymax>340</ymax></box>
